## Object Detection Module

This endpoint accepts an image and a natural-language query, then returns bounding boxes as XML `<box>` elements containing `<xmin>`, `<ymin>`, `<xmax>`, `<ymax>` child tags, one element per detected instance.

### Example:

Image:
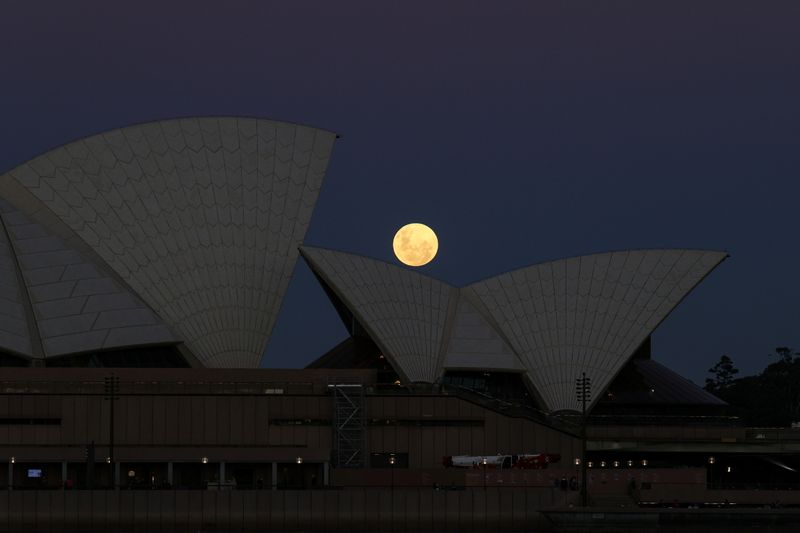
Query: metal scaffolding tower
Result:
<box><xmin>328</xmin><ymin>381</ymin><xmax>365</xmax><ymax>468</ymax></box>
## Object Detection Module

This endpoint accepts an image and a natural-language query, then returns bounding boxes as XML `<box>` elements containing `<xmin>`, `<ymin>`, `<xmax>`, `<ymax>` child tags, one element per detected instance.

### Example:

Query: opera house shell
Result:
<box><xmin>301</xmin><ymin>247</ymin><xmax>727</xmax><ymax>413</ymax></box>
<box><xmin>0</xmin><ymin>117</ymin><xmax>336</xmax><ymax>368</ymax></box>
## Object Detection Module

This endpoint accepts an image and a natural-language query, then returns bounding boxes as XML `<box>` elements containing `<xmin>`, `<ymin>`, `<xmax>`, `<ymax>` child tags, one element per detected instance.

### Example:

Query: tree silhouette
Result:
<box><xmin>704</xmin><ymin>354</ymin><xmax>739</xmax><ymax>393</ymax></box>
<box><xmin>771</xmin><ymin>346</ymin><xmax>799</xmax><ymax>364</ymax></box>
<box><xmin>712</xmin><ymin>347</ymin><xmax>800</xmax><ymax>427</ymax></box>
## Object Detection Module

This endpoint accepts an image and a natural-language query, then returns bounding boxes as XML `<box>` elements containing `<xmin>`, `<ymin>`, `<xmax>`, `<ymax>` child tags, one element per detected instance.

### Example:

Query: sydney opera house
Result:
<box><xmin>0</xmin><ymin>117</ymin><xmax>797</xmax><ymax>530</ymax></box>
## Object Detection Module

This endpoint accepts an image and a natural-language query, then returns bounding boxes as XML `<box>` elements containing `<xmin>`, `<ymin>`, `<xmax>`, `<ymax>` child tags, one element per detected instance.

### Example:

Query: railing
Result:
<box><xmin>0</xmin><ymin>380</ymin><xmax>321</xmax><ymax>395</ymax></box>
<box><xmin>429</xmin><ymin>384</ymin><xmax>581</xmax><ymax>436</ymax></box>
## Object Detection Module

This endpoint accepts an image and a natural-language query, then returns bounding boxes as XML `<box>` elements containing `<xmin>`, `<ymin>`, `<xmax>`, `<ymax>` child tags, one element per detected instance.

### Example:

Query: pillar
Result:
<box><xmin>61</xmin><ymin>461</ymin><xmax>68</xmax><ymax>488</ymax></box>
<box><xmin>219</xmin><ymin>461</ymin><xmax>226</xmax><ymax>483</ymax></box>
<box><xmin>114</xmin><ymin>461</ymin><xmax>120</xmax><ymax>490</ymax></box>
<box><xmin>167</xmin><ymin>462</ymin><xmax>173</xmax><ymax>486</ymax></box>
<box><xmin>7</xmin><ymin>461</ymin><xmax>12</xmax><ymax>491</ymax></box>
<box><xmin>323</xmin><ymin>461</ymin><xmax>330</xmax><ymax>486</ymax></box>
<box><xmin>271</xmin><ymin>462</ymin><xmax>278</xmax><ymax>490</ymax></box>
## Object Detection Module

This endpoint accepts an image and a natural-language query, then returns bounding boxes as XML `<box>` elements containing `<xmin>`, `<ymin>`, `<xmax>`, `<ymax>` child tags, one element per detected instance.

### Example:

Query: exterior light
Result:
<box><xmin>641</xmin><ymin>459</ymin><xmax>648</xmax><ymax>467</ymax></box>
<box><xmin>627</xmin><ymin>460</ymin><xmax>633</xmax><ymax>467</ymax></box>
<box><xmin>727</xmin><ymin>466</ymin><xmax>732</xmax><ymax>473</ymax></box>
<box><xmin>10</xmin><ymin>457</ymin><xmax>15</xmax><ymax>464</ymax></box>
<box><xmin>574</xmin><ymin>458</ymin><xmax>581</xmax><ymax>466</ymax></box>
<box><xmin>481</xmin><ymin>457</ymin><xmax>488</xmax><ymax>466</ymax></box>
<box><xmin>128</xmin><ymin>470</ymin><xmax>136</xmax><ymax>478</ymax></box>
<box><xmin>600</xmin><ymin>461</ymin><xmax>606</xmax><ymax>468</ymax></box>
<box><xmin>613</xmin><ymin>461</ymin><xmax>620</xmax><ymax>468</ymax></box>
<box><xmin>296</xmin><ymin>457</ymin><xmax>303</xmax><ymax>464</ymax></box>
<box><xmin>201</xmin><ymin>457</ymin><xmax>208</xmax><ymax>464</ymax></box>
<box><xmin>106</xmin><ymin>457</ymin><xmax>111</xmax><ymax>464</ymax></box>
<box><xmin>708</xmin><ymin>456</ymin><xmax>715</xmax><ymax>465</ymax></box>
<box><xmin>587</xmin><ymin>461</ymin><xmax>593</xmax><ymax>468</ymax></box>
<box><xmin>389</xmin><ymin>456</ymin><xmax>396</xmax><ymax>466</ymax></box>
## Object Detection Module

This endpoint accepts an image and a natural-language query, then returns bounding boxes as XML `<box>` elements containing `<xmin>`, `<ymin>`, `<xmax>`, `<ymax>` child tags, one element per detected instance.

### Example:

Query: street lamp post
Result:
<box><xmin>389</xmin><ymin>454</ymin><xmax>396</xmax><ymax>526</ymax></box>
<box><xmin>575</xmin><ymin>373</ymin><xmax>591</xmax><ymax>507</ymax></box>
<box><xmin>708</xmin><ymin>456</ymin><xmax>715</xmax><ymax>489</ymax></box>
<box><xmin>389</xmin><ymin>455</ymin><xmax>395</xmax><ymax>492</ymax></box>
<box><xmin>104</xmin><ymin>375</ymin><xmax>119</xmax><ymax>490</ymax></box>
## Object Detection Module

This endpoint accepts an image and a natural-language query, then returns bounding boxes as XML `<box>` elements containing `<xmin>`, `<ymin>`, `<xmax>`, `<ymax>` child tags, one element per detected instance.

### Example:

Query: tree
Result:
<box><xmin>704</xmin><ymin>355</ymin><xmax>739</xmax><ymax>393</ymax></box>
<box><xmin>707</xmin><ymin>347</ymin><xmax>800</xmax><ymax>427</ymax></box>
<box><xmin>771</xmin><ymin>346</ymin><xmax>799</xmax><ymax>365</ymax></box>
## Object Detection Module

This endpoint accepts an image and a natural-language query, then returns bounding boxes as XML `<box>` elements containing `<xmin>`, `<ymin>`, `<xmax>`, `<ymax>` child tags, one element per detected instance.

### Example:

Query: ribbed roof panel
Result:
<box><xmin>0</xmin><ymin>118</ymin><xmax>336</xmax><ymax>367</ymax></box>
<box><xmin>301</xmin><ymin>247</ymin><xmax>453</xmax><ymax>383</ymax></box>
<box><xmin>468</xmin><ymin>250</ymin><xmax>727</xmax><ymax>412</ymax></box>
<box><xmin>0</xmin><ymin>199</ymin><xmax>178</xmax><ymax>357</ymax></box>
<box><xmin>0</xmin><ymin>201</ymin><xmax>34</xmax><ymax>357</ymax></box>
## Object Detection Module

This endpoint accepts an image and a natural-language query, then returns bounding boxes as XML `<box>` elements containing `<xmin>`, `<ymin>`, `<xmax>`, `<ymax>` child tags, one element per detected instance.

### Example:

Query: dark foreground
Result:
<box><xmin>1</xmin><ymin>488</ymin><xmax>799</xmax><ymax>532</ymax></box>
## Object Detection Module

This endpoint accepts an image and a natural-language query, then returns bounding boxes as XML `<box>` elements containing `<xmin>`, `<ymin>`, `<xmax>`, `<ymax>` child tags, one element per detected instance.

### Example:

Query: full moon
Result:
<box><xmin>392</xmin><ymin>223</ymin><xmax>439</xmax><ymax>267</ymax></box>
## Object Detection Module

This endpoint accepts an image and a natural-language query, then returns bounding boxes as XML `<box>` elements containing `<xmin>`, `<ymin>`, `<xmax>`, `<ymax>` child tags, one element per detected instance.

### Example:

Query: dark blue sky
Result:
<box><xmin>2</xmin><ymin>1</ymin><xmax>799</xmax><ymax>384</ymax></box>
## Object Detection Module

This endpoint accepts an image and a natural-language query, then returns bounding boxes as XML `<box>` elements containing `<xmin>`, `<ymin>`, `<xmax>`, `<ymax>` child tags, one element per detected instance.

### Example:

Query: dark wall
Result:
<box><xmin>0</xmin><ymin>369</ymin><xmax>579</xmax><ymax>470</ymax></box>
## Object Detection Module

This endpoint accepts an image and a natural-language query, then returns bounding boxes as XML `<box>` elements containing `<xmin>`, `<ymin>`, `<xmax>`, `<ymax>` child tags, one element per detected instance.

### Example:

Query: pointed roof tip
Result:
<box><xmin>0</xmin><ymin>116</ymin><xmax>340</xmax><ymax>177</ymax></box>
<box><xmin>465</xmin><ymin>248</ymin><xmax>729</xmax><ymax>288</ymax></box>
<box><xmin>303</xmin><ymin>246</ymin><xmax>729</xmax><ymax>291</ymax></box>
<box><xmin>299</xmin><ymin>245</ymin><xmax>455</xmax><ymax>286</ymax></box>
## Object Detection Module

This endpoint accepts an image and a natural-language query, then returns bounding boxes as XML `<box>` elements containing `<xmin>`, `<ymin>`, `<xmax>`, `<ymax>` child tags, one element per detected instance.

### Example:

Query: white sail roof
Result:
<box><xmin>305</xmin><ymin>247</ymin><xmax>726</xmax><ymax>413</ymax></box>
<box><xmin>301</xmin><ymin>247</ymin><xmax>455</xmax><ymax>383</ymax></box>
<box><xmin>468</xmin><ymin>249</ymin><xmax>728</xmax><ymax>412</ymax></box>
<box><xmin>0</xmin><ymin>117</ymin><xmax>336</xmax><ymax>367</ymax></box>
<box><xmin>0</xmin><ymin>201</ymin><xmax>35</xmax><ymax>357</ymax></box>
<box><xmin>0</xmin><ymin>199</ymin><xmax>177</xmax><ymax>358</ymax></box>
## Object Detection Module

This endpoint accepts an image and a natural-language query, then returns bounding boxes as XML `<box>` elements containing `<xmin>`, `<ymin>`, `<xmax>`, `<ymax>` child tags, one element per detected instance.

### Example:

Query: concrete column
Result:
<box><xmin>61</xmin><ymin>461</ymin><xmax>68</xmax><ymax>488</ymax></box>
<box><xmin>323</xmin><ymin>461</ymin><xmax>330</xmax><ymax>486</ymax></box>
<box><xmin>7</xmin><ymin>461</ymin><xmax>12</xmax><ymax>491</ymax></box>
<box><xmin>114</xmin><ymin>462</ymin><xmax>120</xmax><ymax>490</ymax></box>
<box><xmin>219</xmin><ymin>462</ymin><xmax>226</xmax><ymax>483</ymax></box>
<box><xmin>271</xmin><ymin>462</ymin><xmax>278</xmax><ymax>491</ymax></box>
<box><xmin>167</xmin><ymin>462</ymin><xmax>173</xmax><ymax>486</ymax></box>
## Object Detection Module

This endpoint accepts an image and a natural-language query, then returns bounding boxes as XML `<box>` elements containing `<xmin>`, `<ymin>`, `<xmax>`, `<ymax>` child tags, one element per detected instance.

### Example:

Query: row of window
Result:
<box><xmin>270</xmin><ymin>418</ymin><xmax>484</xmax><ymax>427</ymax></box>
<box><xmin>0</xmin><ymin>418</ymin><xmax>61</xmax><ymax>425</ymax></box>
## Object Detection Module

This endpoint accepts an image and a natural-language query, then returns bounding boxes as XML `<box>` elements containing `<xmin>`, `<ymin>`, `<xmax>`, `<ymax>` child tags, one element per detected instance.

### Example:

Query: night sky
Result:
<box><xmin>2</xmin><ymin>1</ymin><xmax>799</xmax><ymax>384</ymax></box>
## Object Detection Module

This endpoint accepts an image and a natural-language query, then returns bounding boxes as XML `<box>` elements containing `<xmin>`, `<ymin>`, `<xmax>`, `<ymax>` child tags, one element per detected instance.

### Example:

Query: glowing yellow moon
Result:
<box><xmin>393</xmin><ymin>223</ymin><xmax>438</xmax><ymax>267</ymax></box>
